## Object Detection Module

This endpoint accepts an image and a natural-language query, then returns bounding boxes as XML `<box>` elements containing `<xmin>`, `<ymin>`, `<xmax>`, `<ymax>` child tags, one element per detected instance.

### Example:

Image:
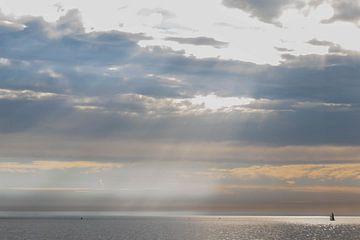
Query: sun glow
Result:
<box><xmin>188</xmin><ymin>94</ymin><xmax>254</xmax><ymax>111</ymax></box>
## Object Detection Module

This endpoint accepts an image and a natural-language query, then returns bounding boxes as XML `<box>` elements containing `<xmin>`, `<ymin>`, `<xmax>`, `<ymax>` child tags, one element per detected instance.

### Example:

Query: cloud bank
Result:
<box><xmin>0</xmin><ymin>7</ymin><xmax>360</xmax><ymax>213</ymax></box>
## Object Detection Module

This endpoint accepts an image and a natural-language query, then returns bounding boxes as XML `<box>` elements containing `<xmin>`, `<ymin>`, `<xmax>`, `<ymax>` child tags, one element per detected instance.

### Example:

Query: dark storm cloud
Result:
<box><xmin>164</xmin><ymin>36</ymin><xmax>229</xmax><ymax>48</ymax></box>
<box><xmin>1</xmin><ymin>11</ymin><xmax>360</xmax><ymax>145</ymax></box>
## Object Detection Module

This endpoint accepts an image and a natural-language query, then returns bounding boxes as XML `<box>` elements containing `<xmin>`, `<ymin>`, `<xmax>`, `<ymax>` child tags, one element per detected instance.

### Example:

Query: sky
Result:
<box><xmin>1</xmin><ymin>0</ymin><xmax>360</xmax><ymax>215</ymax></box>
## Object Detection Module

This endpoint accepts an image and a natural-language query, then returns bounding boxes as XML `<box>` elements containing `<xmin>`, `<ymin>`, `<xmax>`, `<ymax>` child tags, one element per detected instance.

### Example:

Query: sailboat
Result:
<box><xmin>330</xmin><ymin>212</ymin><xmax>335</xmax><ymax>221</ymax></box>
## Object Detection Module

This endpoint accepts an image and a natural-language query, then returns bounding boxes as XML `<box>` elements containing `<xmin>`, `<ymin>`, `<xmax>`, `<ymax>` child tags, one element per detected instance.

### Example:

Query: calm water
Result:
<box><xmin>1</xmin><ymin>216</ymin><xmax>360</xmax><ymax>240</ymax></box>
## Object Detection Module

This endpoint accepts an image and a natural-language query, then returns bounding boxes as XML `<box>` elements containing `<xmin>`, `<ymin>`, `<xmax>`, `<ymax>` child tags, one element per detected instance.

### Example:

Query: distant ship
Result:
<box><xmin>330</xmin><ymin>212</ymin><xmax>335</xmax><ymax>221</ymax></box>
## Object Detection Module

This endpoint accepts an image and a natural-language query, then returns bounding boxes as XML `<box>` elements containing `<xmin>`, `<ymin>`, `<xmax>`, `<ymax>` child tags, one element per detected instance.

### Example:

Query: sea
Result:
<box><xmin>1</xmin><ymin>213</ymin><xmax>360</xmax><ymax>240</ymax></box>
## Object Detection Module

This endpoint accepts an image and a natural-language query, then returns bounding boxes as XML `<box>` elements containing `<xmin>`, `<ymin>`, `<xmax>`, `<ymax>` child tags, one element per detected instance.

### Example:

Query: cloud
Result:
<box><xmin>5</xmin><ymin>187</ymin><xmax>102</xmax><ymax>192</ymax></box>
<box><xmin>307</xmin><ymin>38</ymin><xmax>357</xmax><ymax>55</ymax></box>
<box><xmin>307</xmin><ymin>38</ymin><xmax>334</xmax><ymax>46</ymax></box>
<box><xmin>1</xmin><ymin>3</ymin><xmax>360</xmax><ymax>214</ymax></box>
<box><xmin>218</xmin><ymin>184</ymin><xmax>360</xmax><ymax>194</ymax></box>
<box><xmin>50</xmin><ymin>9</ymin><xmax>85</xmax><ymax>37</ymax></box>
<box><xmin>0</xmin><ymin>15</ymin><xmax>141</xmax><ymax>65</ymax></box>
<box><xmin>138</xmin><ymin>8</ymin><xmax>176</xmax><ymax>20</ymax></box>
<box><xmin>222</xmin><ymin>0</ymin><xmax>304</xmax><ymax>25</ymax></box>
<box><xmin>222</xmin><ymin>0</ymin><xmax>360</xmax><ymax>26</ymax></box>
<box><xmin>38</xmin><ymin>69</ymin><xmax>63</xmax><ymax>79</ymax></box>
<box><xmin>321</xmin><ymin>0</ymin><xmax>360</xmax><ymax>25</ymax></box>
<box><xmin>164</xmin><ymin>36</ymin><xmax>229</xmax><ymax>48</ymax></box>
<box><xmin>0</xmin><ymin>58</ymin><xmax>11</xmax><ymax>66</ymax></box>
<box><xmin>219</xmin><ymin>163</ymin><xmax>360</xmax><ymax>180</ymax></box>
<box><xmin>274</xmin><ymin>47</ymin><xmax>294</xmax><ymax>52</ymax></box>
<box><xmin>101</xmin><ymin>93</ymin><xmax>255</xmax><ymax>116</ymax></box>
<box><xmin>1</xmin><ymin>11</ymin><xmax>360</xmax><ymax>146</ymax></box>
<box><xmin>0</xmin><ymin>88</ymin><xmax>60</xmax><ymax>100</ymax></box>
<box><xmin>0</xmin><ymin>160</ymin><xmax>123</xmax><ymax>173</ymax></box>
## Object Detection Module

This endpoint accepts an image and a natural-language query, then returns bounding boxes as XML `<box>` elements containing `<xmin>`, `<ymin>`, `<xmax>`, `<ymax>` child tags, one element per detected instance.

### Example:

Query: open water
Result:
<box><xmin>1</xmin><ymin>215</ymin><xmax>360</xmax><ymax>240</ymax></box>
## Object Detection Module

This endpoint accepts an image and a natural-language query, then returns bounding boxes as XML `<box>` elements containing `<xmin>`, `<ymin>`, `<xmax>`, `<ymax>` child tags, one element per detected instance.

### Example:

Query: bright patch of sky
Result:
<box><xmin>186</xmin><ymin>94</ymin><xmax>254</xmax><ymax>112</ymax></box>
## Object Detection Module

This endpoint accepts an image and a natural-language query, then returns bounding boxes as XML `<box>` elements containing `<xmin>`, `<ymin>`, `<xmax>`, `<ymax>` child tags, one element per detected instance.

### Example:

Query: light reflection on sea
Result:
<box><xmin>1</xmin><ymin>214</ymin><xmax>360</xmax><ymax>240</ymax></box>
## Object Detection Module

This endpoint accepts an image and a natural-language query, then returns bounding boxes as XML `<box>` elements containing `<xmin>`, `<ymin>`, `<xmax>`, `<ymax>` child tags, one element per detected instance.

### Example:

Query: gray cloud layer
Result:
<box><xmin>0</xmin><ymin>10</ymin><xmax>360</xmax><ymax>148</ymax></box>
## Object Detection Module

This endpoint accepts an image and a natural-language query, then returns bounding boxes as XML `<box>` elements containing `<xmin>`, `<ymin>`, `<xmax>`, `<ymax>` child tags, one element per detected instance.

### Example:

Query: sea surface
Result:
<box><xmin>1</xmin><ymin>214</ymin><xmax>360</xmax><ymax>240</ymax></box>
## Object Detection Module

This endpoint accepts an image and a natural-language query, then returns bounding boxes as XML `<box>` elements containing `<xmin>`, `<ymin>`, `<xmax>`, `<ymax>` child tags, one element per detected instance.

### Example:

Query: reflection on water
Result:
<box><xmin>0</xmin><ymin>216</ymin><xmax>360</xmax><ymax>240</ymax></box>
